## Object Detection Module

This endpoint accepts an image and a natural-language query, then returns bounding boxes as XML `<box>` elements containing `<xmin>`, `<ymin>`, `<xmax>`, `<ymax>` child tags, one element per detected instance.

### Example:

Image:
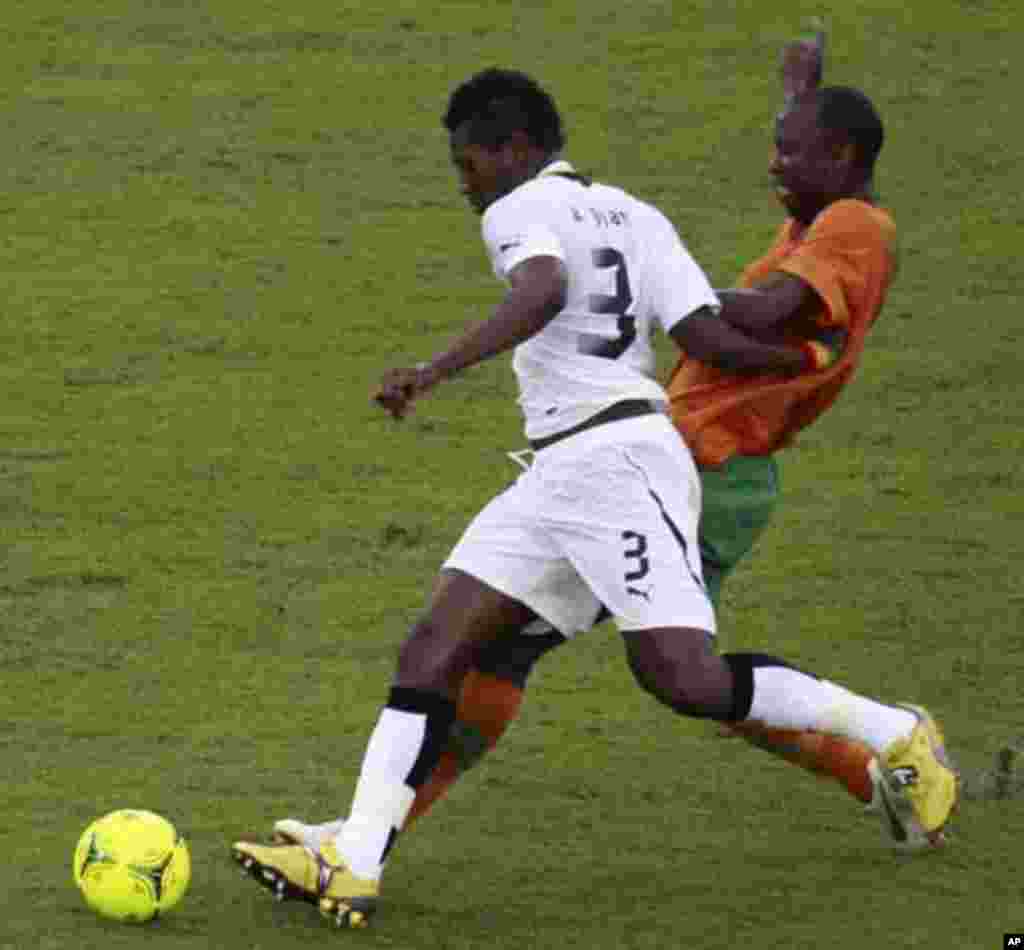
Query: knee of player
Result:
<box><xmin>395</xmin><ymin>616</ymin><xmax>472</xmax><ymax>693</ymax></box>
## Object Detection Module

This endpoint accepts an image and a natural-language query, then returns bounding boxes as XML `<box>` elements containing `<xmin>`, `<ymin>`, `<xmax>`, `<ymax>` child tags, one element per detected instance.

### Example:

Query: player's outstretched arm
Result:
<box><xmin>781</xmin><ymin>23</ymin><xmax>826</xmax><ymax>101</ymax></box>
<box><xmin>373</xmin><ymin>255</ymin><xmax>566</xmax><ymax>419</ymax></box>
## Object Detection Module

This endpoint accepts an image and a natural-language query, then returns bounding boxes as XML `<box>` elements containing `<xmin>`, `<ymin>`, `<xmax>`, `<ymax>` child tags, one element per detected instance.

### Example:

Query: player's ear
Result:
<box><xmin>833</xmin><ymin>140</ymin><xmax>856</xmax><ymax>165</ymax></box>
<box><xmin>504</xmin><ymin>128</ymin><xmax>533</xmax><ymax>164</ymax></box>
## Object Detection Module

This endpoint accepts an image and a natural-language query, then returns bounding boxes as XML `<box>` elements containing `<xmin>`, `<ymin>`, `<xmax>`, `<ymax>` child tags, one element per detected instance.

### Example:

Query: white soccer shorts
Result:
<box><xmin>443</xmin><ymin>413</ymin><xmax>716</xmax><ymax>638</ymax></box>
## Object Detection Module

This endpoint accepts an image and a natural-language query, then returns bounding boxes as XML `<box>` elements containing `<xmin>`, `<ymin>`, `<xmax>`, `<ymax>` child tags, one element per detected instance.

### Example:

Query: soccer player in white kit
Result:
<box><xmin>233</xmin><ymin>68</ymin><xmax>958</xmax><ymax>928</ymax></box>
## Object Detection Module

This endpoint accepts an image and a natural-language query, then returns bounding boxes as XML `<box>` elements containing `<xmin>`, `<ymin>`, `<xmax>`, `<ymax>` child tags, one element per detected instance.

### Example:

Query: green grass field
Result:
<box><xmin>3</xmin><ymin>1</ymin><xmax>1023</xmax><ymax>947</ymax></box>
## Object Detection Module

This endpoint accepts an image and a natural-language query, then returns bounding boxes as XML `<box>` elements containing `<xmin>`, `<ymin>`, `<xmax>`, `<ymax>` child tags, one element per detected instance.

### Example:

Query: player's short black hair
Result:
<box><xmin>814</xmin><ymin>85</ymin><xmax>884</xmax><ymax>172</ymax></box>
<box><xmin>443</xmin><ymin>68</ymin><xmax>565</xmax><ymax>153</ymax></box>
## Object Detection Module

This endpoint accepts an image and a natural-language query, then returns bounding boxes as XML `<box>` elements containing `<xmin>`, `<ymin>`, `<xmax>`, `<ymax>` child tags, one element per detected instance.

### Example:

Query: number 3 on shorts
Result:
<box><xmin>622</xmin><ymin>530</ymin><xmax>650</xmax><ymax>582</ymax></box>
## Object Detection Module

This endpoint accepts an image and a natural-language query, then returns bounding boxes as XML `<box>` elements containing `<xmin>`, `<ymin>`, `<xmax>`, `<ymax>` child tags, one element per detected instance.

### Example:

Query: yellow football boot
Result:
<box><xmin>232</xmin><ymin>839</ymin><xmax>378</xmax><ymax>929</ymax></box>
<box><xmin>869</xmin><ymin>706</ymin><xmax>958</xmax><ymax>848</ymax></box>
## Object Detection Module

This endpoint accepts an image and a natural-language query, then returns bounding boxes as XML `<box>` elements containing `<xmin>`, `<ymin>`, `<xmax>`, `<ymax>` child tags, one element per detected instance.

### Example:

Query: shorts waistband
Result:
<box><xmin>528</xmin><ymin>399</ymin><xmax>663</xmax><ymax>452</ymax></box>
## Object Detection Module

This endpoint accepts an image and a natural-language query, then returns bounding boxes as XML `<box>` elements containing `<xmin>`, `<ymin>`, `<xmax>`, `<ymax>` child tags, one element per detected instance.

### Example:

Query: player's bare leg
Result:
<box><xmin>723</xmin><ymin>721</ymin><xmax>875</xmax><ymax>803</ymax></box>
<box><xmin>409</xmin><ymin>669</ymin><xmax>522</xmax><ymax>821</ymax></box>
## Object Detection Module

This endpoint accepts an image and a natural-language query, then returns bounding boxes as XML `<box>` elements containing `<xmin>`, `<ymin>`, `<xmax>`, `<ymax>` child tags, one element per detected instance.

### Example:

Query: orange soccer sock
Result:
<box><xmin>406</xmin><ymin>671</ymin><xmax>524</xmax><ymax>826</ymax></box>
<box><xmin>729</xmin><ymin>723</ymin><xmax>875</xmax><ymax>804</ymax></box>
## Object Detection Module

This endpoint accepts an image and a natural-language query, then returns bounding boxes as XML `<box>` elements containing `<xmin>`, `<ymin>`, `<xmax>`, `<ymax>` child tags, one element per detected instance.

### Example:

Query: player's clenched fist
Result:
<box><xmin>374</xmin><ymin>364</ymin><xmax>443</xmax><ymax>419</ymax></box>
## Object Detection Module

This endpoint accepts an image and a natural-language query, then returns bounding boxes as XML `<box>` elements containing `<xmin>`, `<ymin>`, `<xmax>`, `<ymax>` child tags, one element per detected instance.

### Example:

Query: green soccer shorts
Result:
<box><xmin>698</xmin><ymin>454</ymin><xmax>780</xmax><ymax>609</ymax></box>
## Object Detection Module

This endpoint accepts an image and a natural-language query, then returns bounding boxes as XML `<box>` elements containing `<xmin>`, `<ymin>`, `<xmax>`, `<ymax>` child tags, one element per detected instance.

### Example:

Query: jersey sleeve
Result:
<box><xmin>775</xmin><ymin>201</ymin><xmax>892</xmax><ymax>329</ymax></box>
<box><xmin>481</xmin><ymin>193</ymin><xmax>566</xmax><ymax>281</ymax></box>
<box><xmin>646</xmin><ymin>209</ymin><xmax>720</xmax><ymax>333</ymax></box>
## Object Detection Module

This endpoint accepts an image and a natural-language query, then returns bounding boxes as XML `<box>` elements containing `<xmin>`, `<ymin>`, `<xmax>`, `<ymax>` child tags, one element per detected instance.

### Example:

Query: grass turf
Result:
<box><xmin>2</xmin><ymin>2</ymin><xmax>1022</xmax><ymax>948</ymax></box>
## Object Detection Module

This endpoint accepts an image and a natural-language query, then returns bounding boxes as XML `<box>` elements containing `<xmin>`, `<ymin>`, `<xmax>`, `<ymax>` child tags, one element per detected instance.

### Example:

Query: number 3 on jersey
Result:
<box><xmin>585</xmin><ymin>247</ymin><xmax>637</xmax><ymax>359</ymax></box>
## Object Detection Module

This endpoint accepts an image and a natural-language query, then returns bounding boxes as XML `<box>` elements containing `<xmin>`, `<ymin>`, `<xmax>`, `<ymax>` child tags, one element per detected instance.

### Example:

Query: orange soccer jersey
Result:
<box><xmin>667</xmin><ymin>199</ymin><xmax>898</xmax><ymax>467</ymax></box>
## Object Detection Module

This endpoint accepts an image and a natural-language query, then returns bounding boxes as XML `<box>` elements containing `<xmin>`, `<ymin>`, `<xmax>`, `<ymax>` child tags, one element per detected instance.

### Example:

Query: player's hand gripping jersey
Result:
<box><xmin>482</xmin><ymin>160</ymin><xmax>719</xmax><ymax>442</ymax></box>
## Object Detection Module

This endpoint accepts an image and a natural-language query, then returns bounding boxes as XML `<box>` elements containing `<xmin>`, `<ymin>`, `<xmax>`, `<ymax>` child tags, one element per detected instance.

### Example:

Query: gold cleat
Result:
<box><xmin>871</xmin><ymin>706</ymin><xmax>959</xmax><ymax>849</ymax></box>
<box><xmin>232</xmin><ymin>839</ymin><xmax>378</xmax><ymax>929</ymax></box>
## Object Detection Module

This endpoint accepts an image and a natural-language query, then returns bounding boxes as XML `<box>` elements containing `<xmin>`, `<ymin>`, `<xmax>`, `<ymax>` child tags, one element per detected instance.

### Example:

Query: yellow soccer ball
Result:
<box><xmin>73</xmin><ymin>809</ymin><xmax>191</xmax><ymax>923</ymax></box>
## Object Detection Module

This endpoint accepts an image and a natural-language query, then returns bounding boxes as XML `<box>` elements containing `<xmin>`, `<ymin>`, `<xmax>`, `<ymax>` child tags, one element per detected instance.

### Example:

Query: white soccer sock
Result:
<box><xmin>746</xmin><ymin>666</ymin><xmax>918</xmax><ymax>752</ymax></box>
<box><xmin>335</xmin><ymin>707</ymin><xmax>424</xmax><ymax>880</ymax></box>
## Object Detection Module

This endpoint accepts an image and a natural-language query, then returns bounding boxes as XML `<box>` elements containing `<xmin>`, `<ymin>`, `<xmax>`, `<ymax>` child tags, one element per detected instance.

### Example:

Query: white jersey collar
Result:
<box><xmin>535</xmin><ymin>159</ymin><xmax>576</xmax><ymax>179</ymax></box>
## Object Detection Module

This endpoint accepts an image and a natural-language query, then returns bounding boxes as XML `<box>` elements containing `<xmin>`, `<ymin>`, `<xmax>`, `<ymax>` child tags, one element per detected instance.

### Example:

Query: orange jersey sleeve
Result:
<box><xmin>667</xmin><ymin>200</ymin><xmax>897</xmax><ymax>467</ymax></box>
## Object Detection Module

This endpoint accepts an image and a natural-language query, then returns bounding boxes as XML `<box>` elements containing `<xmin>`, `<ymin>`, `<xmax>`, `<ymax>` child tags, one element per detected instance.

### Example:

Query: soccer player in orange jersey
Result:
<box><xmin>670</xmin><ymin>75</ymin><xmax>898</xmax><ymax>812</ymax></box>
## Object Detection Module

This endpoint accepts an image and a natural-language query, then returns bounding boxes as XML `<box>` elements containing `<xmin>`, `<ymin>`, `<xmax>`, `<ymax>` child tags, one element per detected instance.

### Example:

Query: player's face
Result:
<box><xmin>769</xmin><ymin>101</ymin><xmax>850</xmax><ymax>223</ymax></box>
<box><xmin>449</xmin><ymin>123</ymin><xmax>526</xmax><ymax>214</ymax></box>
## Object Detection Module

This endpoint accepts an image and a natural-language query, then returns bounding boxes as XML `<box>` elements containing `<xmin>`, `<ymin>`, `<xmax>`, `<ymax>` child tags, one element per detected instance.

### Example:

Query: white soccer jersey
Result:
<box><xmin>481</xmin><ymin>160</ymin><xmax>719</xmax><ymax>441</ymax></box>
